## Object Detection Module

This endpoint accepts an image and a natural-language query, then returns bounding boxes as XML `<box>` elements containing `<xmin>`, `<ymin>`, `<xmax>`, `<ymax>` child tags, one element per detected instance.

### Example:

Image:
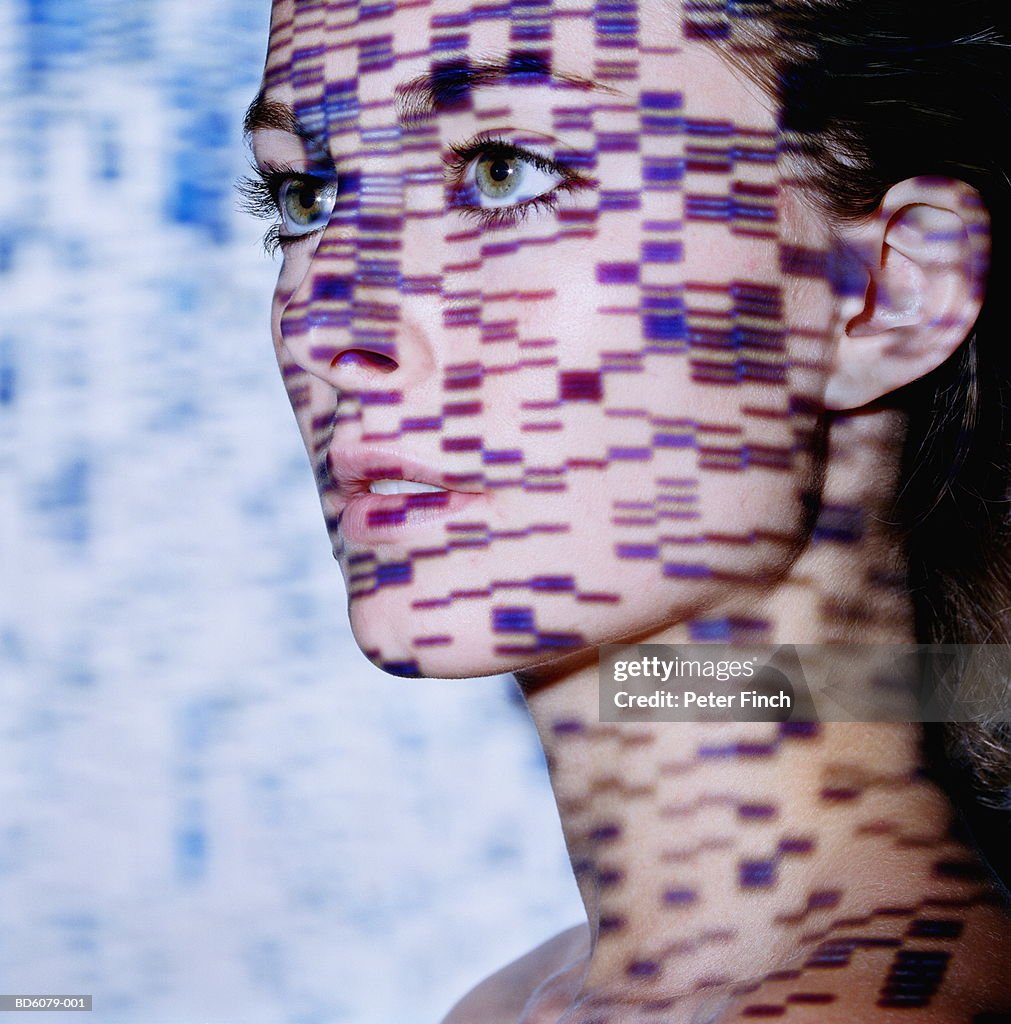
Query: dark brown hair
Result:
<box><xmin>698</xmin><ymin>1</ymin><xmax>1011</xmax><ymax>814</ymax></box>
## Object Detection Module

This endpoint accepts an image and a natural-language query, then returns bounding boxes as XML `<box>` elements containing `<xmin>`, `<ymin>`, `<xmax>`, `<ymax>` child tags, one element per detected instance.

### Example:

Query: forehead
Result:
<box><xmin>265</xmin><ymin>0</ymin><xmax>675</xmax><ymax>57</ymax></box>
<box><xmin>260</xmin><ymin>0</ymin><xmax>767</xmax><ymax>121</ymax></box>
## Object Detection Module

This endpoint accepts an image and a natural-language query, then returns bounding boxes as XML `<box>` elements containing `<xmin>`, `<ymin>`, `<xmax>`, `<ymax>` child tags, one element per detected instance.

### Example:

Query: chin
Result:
<box><xmin>344</xmin><ymin>564</ymin><xmax>720</xmax><ymax>682</ymax></box>
<box><xmin>347</xmin><ymin>589</ymin><xmax>531</xmax><ymax>679</ymax></box>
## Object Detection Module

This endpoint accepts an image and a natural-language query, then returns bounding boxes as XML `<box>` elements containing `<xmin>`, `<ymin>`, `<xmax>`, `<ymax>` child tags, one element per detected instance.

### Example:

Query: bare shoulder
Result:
<box><xmin>440</xmin><ymin>923</ymin><xmax>590</xmax><ymax>1024</ymax></box>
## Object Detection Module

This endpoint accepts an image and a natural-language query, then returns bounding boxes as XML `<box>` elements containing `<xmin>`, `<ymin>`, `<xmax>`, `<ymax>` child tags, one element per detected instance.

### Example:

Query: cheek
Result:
<box><xmin>270</xmin><ymin>292</ymin><xmax>286</xmax><ymax>366</ymax></box>
<box><xmin>340</xmin><ymin>210</ymin><xmax>836</xmax><ymax>675</ymax></box>
<box><xmin>344</xmin><ymin>347</ymin><xmax>821</xmax><ymax>679</ymax></box>
<box><xmin>270</xmin><ymin>287</ymin><xmax>338</xmax><ymax>469</ymax></box>
<box><xmin>270</xmin><ymin>292</ymin><xmax>303</xmax><ymax>421</ymax></box>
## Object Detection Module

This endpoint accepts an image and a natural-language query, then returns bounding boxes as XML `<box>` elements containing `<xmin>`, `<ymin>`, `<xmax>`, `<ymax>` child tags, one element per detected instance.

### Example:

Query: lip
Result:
<box><xmin>325</xmin><ymin>446</ymin><xmax>487</xmax><ymax>547</ymax></box>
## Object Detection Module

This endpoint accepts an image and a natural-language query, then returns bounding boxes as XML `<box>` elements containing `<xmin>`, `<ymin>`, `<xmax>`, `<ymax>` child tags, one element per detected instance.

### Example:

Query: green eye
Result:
<box><xmin>278</xmin><ymin>176</ymin><xmax>337</xmax><ymax>235</ymax></box>
<box><xmin>463</xmin><ymin>145</ymin><xmax>563</xmax><ymax>210</ymax></box>
<box><xmin>474</xmin><ymin>153</ymin><xmax>521</xmax><ymax>199</ymax></box>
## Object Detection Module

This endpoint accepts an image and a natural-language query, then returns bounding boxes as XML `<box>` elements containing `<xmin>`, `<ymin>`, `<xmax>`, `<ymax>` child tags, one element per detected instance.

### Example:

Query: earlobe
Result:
<box><xmin>824</xmin><ymin>178</ymin><xmax>990</xmax><ymax>410</ymax></box>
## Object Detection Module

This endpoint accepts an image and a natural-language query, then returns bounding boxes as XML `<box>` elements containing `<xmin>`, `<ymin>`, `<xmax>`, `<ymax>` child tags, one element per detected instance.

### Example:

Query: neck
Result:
<box><xmin>512</xmin><ymin>410</ymin><xmax>1009</xmax><ymax>1021</ymax></box>
<box><xmin>519</xmin><ymin>673</ymin><xmax>1009</xmax><ymax>1021</ymax></box>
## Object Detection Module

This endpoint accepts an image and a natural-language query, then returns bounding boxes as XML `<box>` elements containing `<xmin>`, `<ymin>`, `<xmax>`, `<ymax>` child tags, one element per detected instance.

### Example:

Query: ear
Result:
<box><xmin>824</xmin><ymin>177</ymin><xmax>990</xmax><ymax>410</ymax></box>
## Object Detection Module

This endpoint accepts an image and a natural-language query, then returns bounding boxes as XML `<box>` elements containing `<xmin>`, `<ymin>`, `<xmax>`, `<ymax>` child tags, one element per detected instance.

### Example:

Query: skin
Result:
<box><xmin>244</xmin><ymin>1</ymin><xmax>1010</xmax><ymax>1020</ymax></box>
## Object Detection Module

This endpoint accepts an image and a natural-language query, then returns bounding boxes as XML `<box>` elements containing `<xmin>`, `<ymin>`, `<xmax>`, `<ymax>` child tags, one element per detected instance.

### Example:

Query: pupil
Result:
<box><xmin>297</xmin><ymin>184</ymin><xmax>316</xmax><ymax>209</ymax></box>
<box><xmin>489</xmin><ymin>158</ymin><xmax>512</xmax><ymax>183</ymax></box>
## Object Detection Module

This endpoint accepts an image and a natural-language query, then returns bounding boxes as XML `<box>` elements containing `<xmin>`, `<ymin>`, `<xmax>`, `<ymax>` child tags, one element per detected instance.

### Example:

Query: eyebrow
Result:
<box><xmin>243</xmin><ymin>53</ymin><xmax>610</xmax><ymax>140</ymax></box>
<box><xmin>394</xmin><ymin>54</ymin><xmax>610</xmax><ymax>124</ymax></box>
<box><xmin>243</xmin><ymin>93</ymin><xmax>317</xmax><ymax>141</ymax></box>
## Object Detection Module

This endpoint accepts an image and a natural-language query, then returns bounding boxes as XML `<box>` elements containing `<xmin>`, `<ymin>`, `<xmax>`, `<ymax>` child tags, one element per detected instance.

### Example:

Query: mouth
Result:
<box><xmin>325</xmin><ymin>448</ymin><xmax>486</xmax><ymax>547</ymax></box>
<box><xmin>326</xmin><ymin>447</ymin><xmax>484</xmax><ymax>498</ymax></box>
<box><xmin>367</xmin><ymin>479</ymin><xmax>449</xmax><ymax>496</ymax></box>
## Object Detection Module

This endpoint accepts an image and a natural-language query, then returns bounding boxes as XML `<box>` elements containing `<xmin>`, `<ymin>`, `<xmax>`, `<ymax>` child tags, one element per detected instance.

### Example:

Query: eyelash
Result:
<box><xmin>237</xmin><ymin>162</ymin><xmax>336</xmax><ymax>256</ymax></box>
<box><xmin>444</xmin><ymin>134</ymin><xmax>588</xmax><ymax>228</ymax></box>
<box><xmin>238</xmin><ymin>135</ymin><xmax>588</xmax><ymax>255</ymax></box>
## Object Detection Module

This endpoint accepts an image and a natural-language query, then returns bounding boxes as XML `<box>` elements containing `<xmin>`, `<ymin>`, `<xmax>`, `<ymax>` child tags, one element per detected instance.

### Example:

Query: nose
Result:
<box><xmin>278</xmin><ymin>221</ymin><xmax>439</xmax><ymax>396</ymax></box>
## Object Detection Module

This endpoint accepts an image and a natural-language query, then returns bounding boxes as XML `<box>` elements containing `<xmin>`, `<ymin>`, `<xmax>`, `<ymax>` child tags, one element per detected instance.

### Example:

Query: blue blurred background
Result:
<box><xmin>0</xmin><ymin>2</ymin><xmax>581</xmax><ymax>1020</ymax></box>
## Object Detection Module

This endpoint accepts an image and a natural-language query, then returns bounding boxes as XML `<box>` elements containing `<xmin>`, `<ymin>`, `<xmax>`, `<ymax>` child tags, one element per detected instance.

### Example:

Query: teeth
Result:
<box><xmin>369</xmin><ymin>479</ymin><xmax>448</xmax><ymax>495</ymax></box>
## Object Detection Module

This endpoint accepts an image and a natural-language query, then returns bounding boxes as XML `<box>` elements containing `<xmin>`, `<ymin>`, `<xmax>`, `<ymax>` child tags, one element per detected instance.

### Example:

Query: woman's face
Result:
<box><xmin>250</xmin><ymin>0</ymin><xmax>839</xmax><ymax>677</ymax></box>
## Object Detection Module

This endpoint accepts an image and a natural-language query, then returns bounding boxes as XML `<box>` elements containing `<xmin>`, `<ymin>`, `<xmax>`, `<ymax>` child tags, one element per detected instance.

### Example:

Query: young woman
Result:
<box><xmin>241</xmin><ymin>1</ymin><xmax>1011</xmax><ymax>1020</ymax></box>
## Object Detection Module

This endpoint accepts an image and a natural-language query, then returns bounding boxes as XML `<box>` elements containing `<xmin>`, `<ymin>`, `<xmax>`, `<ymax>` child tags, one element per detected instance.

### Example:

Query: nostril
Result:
<box><xmin>332</xmin><ymin>349</ymin><xmax>398</xmax><ymax>373</ymax></box>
